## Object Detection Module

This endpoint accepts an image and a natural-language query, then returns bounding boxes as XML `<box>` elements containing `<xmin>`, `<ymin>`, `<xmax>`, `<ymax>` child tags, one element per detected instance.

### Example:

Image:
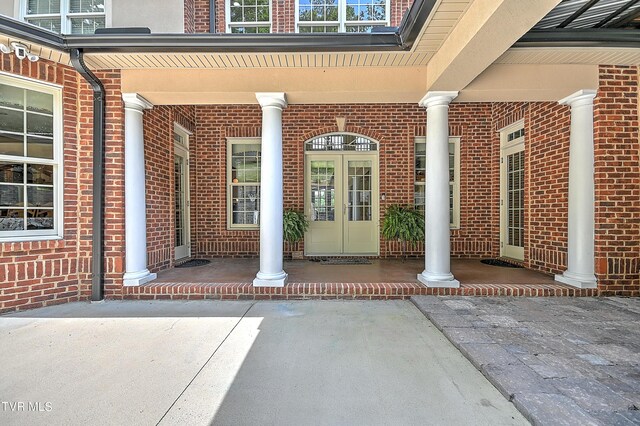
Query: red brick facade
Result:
<box><xmin>594</xmin><ymin>66</ymin><xmax>639</xmax><ymax>296</ymax></box>
<box><xmin>1</xmin><ymin>61</ymin><xmax>638</xmax><ymax>313</ymax></box>
<box><xmin>191</xmin><ymin>0</ymin><xmax>414</xmax><ymax>33</ymax></box>
<box><xmin>0</xmin><ymin>55</ymin><xmax>82</xmax><ymax>314</ymax></box>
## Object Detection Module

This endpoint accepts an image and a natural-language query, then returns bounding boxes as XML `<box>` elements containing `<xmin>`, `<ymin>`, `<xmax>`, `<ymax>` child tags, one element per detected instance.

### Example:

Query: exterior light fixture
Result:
<box><xmin>0</xmin><ymin>41</ymin><xmax>39</xmax><ymax>62</ymax></box>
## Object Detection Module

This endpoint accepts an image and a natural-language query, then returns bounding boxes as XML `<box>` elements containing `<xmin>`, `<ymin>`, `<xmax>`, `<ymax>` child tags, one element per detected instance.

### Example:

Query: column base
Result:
<box><xmin>123</xmin><ymin>269</ymin><xmax>157</xmax><ymax>286</ymax></box>
<box><xmin>253</xmin><ymin>271</ymin><xmax>288</xmax><ymax>288</ymax></box>
<box><xmin>417</xmin><ymin>272</ymin><xmax>460</xmax><ymax>288</ymax></box>
<box><xmin>555</xmin><ymin>272</ymin><xmax>597</xmax><ymax>289</ymax></box>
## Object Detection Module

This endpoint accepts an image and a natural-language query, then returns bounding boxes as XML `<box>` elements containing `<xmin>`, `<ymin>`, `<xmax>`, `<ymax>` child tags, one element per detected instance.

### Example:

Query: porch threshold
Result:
<box><xmin>121</xmin><ymin>282</ymin><xmax>597</xmax><ymax>301</ymax></box>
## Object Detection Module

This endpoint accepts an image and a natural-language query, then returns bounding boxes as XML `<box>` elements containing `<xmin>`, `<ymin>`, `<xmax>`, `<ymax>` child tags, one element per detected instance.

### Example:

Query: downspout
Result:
<box><xmin>210</xmin><ymin>0</ymin><xmax>216</xmax><ymax>33</ymax></box>
<box><xmin>70</xmin><ymin>48</ymin><xmax>105</xmax><ymax>302</ymax></box>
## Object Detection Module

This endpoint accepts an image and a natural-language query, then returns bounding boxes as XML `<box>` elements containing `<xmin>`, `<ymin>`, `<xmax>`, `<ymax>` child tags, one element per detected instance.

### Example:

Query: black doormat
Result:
<box><xmin>480</xmin><ymin>259</ymin><xmax>522</xmax><ymax>268</ymax></box>
<box><xmin>176</xmin><ymin>259</ymin><xmax>211</xmax><ymax>268</ymax></box>
<box><xmin>316</xmin><ymin>257</ymin><xmax>372</xmax><ymax>265</ymax></box>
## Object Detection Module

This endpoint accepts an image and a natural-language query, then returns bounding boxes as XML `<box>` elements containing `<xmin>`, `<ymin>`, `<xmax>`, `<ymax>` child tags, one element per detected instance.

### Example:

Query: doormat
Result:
<box><xmin>317</xmin><ymin>258</ymin><xmax>372</xmax><ymax>265</ymax></box>
<box><xmin>176</xmin><ymin>259</ymin><xmax>211</xmax><ymax>268</ymax></box>
<box><xmin>480</xmin><ymin>259</ymin><xmax>522</xmax><ymax>268</ymax></box>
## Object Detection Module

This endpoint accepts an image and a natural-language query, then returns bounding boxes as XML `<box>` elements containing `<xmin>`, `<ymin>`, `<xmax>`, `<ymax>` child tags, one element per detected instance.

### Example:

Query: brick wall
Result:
<box><xmin>195</xmin><ymin>0</ymin><xmax>212</xmax><ymax>33</ymax></box>
<box><xmin>594</xmin><ymin>65</ymin><xmax>639</xmax><ymax>296</ymax></box>
<box><xmin>184</xmin><ymin>0</ymin><xmax>196</xmax><ymax>33</ymax></box>
<box><xmin>143</xmin><ymin>105</ymin><xmax>196</xmax><ymax>272</ymax></box>
<box><xmin>0</xmin><ymin>55</ymin><xmax>82</xmax><ymax>313</ymax></box>
<box><xmin>193</xmin><ymin>0</ymin><xmax>416</xmax><ymax>33</ymax></box>
<box><xmin>191</xmin><ymin>103</ymin><xmax>495</xmax><ymax>258</ymax></box>
<box><xmin>391</xmin><ymin>0</ymin><xmax>413</xmax><ymax>26</ymax></box>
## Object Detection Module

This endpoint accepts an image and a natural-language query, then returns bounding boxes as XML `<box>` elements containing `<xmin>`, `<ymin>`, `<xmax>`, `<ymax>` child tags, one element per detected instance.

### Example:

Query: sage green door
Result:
<box><xmin>305</xmin><ymin>153</ymin><xmax>378</xmax><ymax>255</ymax></box>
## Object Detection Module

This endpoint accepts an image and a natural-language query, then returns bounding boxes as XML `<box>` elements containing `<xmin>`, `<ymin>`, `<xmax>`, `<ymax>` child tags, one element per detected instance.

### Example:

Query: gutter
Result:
<box><xmin>69</xmin><ymin>49</ymin><xmax>105</xmax><ymax>302</ymax></box>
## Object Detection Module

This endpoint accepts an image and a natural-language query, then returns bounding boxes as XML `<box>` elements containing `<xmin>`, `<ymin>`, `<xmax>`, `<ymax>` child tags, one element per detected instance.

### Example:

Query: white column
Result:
<box><xmin>253</xmin><ymin>93</ymin><xmax>288</xmax><ymax>287</ymax></box>
<box><xmin>555</xmin><ymin>89</ymin><xmax>598</xmax><ymax>289</ymax></box>
<box><xmin>122</xmin><ymin>93</ymin><xmax>156</xmax><ymax>286</ymax></box>
<box><xmin>417</xmin><ymin>91</ymin><xmax>460</xmax><ymax>288</ymax></box>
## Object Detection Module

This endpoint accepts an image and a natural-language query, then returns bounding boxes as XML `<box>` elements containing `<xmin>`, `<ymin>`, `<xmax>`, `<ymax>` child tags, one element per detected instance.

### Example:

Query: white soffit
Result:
<box><xmin>411</xmin><ymin>0</ymin><xmax>474</xmax><ymax>53</ymax></box>
<box><xmin>0</xmin><ymin>34</ymin><xmax>70</xmax><ymax>65</ymax></box>
<box><xmin>83</xmin><ymin>52</ymin><xmax>433</xmax><ymax>70</ymax></box>
<box><xmin>497</xmin><ymin>47</ymin><xmax>640</xmax><ymax>66</ymax></box>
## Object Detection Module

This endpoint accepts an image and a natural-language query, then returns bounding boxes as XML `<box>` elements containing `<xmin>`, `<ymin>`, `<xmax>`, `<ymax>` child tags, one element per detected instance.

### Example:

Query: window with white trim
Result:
<box><xmin>0</xmin><ymin>74</ymin><xmax>62</xmax><ymax>240</ymax></box>
<box><xmin>227</xmin><ymin>0</ymin><xmax>271</xmax><ymax>34</ymax></box>
<box><xmin>414</xmin><ymin>137</ymin><xmax>460</xmax><ymax>228</ymax></box>
<box><xmin>296</xmin><ymin>0</ymin><xmax>389</xmax><ymax>33</ymax></box>
<box><xmin>228</xmin><ymin>139</ymin><xmax>261</xmax><ymax>229</ymax></box>
<box><xmin>22</xmin><ymin>0</ymin><xmax>106</xmax><ymax>34</ymax></box>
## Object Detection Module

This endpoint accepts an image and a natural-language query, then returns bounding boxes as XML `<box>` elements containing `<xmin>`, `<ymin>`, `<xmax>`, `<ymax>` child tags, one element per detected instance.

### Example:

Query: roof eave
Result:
<box><xmin>516</xmin><ymin>29</ymin><xmax>640</xmax><ymax>48</ymax></box>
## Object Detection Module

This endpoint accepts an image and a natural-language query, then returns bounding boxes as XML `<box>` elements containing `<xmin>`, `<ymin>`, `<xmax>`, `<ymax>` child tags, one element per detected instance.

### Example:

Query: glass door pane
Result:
<box><xmin>507</xmin><ymin>151</ymin><xmax>524</xmax><ymax>248</ymax></box>
<box><xmin>310</xmin><ymin>160</ymin><xmax>335</xmax><ymax>222</ymax></box>
<box><xmin>174</xmin><ymin>155</ymin><xmax>186</xmax><ymax>248</ymax></box>
<box><xmin>347</xmin><ymin>160</ymin><xmax>371</xmax><ymax>221</ymax></box>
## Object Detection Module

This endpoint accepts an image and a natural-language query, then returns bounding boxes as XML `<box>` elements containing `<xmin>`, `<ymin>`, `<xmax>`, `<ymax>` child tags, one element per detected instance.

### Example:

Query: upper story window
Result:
<box><xmin>296</xmin><ymin>0</ymin><xmax>389</xmax><ymax>33</ymax></box>
<box><xmin>23</xmin><ymin>0</ymin><xmax>106</xmax><ymax>34</ymax></box>
<box><xmin>227</xmin><ymin>0</ymin><xmax>271</xmax><ymax>34</ymax></box>
<box><xmin>0</xmin><ymin>74</ymin><xmax>62</xmax><ymax>240</ymax></box>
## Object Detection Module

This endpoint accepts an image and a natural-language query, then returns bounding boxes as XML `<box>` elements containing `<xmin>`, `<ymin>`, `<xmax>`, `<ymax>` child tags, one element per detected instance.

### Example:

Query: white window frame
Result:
<box><xmin>414</xmin><ymin>136</ymin><xmax>460</xmax><ymax>229</ymax></box>
<box><xmin>294</xmin><ymin>0</ymin><xmax>390</xmax><ymax>33</ymax></box>
<box><xmin>20</xmin><ymin>0</ymin><xmax>108</xmax><ymax>34</ymax></box>
<box><xmin>0</xmin><ymin>72</ymin><xmax>64</xmax><ymax>242</ymax></box>
<box><xmin>225</xmin><ymin>0</ymin><xmax>272</xmax><ymax>34</ymax></box>
<box><xmin>227</xmin><ymin>137</ymin><xmax>261</xmax><ymax>230</ymax></box>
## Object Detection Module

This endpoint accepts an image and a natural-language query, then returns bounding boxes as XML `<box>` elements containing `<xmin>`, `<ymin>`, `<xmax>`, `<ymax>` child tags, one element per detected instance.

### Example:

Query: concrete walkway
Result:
<box><xmin>412</xmin><ymin>296</ymin><xmax>640</xmax><ymax>426</ymax></box>
<box><xmin>0</xmin><ymin>300</ymin><xmax>526</xmax><ymax>426</ymax></box>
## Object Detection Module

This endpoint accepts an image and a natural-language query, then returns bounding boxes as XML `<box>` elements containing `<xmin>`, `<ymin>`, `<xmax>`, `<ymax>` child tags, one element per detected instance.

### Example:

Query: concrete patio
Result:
<box><xmin>0</xmin><ymin>300</ymin><xmax>526</xmax><ymax>425</ymax></box>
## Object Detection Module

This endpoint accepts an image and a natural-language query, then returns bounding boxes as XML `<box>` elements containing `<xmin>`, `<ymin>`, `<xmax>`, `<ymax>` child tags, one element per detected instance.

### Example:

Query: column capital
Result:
<box><xmin>122</xmin><ymin>93</ymin><xmax>154</xmax><ymax>111</ymax></box>
<box><xmin>419</xmin><ymin>91</ymin><xmax>458</xmax><ymax>109</ymax></box>
<box><xmin>256</xmin><ymin>92</ymin><xmax>288</xmax><ymax>109</ymax></box>
<box><xmin>559</xmin><ymin>89</ymin><xmax>597</xmax><ymax>108</ymax></box>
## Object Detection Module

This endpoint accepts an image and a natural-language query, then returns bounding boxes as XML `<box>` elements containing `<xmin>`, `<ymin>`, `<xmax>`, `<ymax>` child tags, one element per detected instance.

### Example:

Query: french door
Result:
<box><xmin>500</xmin><ymin>124</ymin><xmax>525</xmax><ymax>261</ymax></box>
<box><xmin>305</xmin><ymin>154</ymin><xmax>378</xmax><ymax>255</ymax></box>
<box><xmin>174</xmin><ymin>128</ymin><xmax>191</xmax><ymax>260</ymax></box>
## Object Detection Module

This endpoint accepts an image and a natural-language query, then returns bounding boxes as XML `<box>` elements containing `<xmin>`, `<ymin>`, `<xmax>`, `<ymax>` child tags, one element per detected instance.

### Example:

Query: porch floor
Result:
<box><xmin>155</xmin><ymin>258</ymin><xmax>554</xmax><ymax>285</ymax></box>
<box><xmin>121</xmin><ymin>258</ymin><xmax>598</xmax><ymax>300</ymax></box>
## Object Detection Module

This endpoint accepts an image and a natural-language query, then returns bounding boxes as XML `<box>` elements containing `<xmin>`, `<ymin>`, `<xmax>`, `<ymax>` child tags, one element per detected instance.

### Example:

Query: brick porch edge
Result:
<box><xmin>121</xmin><ymin>282</ymin><xmax>598</xmax><ymax>300</ymax></box>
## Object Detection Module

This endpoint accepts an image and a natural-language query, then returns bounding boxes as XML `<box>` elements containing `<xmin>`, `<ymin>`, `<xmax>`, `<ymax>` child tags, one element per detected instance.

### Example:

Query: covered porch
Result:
<box><xmin>121</xmin><ymin>258</ymin><xmax>598</xmax><ymax>300</ymax></box>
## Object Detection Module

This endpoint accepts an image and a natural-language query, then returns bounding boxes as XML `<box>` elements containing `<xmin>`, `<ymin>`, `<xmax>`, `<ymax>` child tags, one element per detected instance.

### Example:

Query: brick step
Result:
<box><xmin>122</xmin><ymin>282</ymin><xmax>598</xmax><ymax>300</ymax></box>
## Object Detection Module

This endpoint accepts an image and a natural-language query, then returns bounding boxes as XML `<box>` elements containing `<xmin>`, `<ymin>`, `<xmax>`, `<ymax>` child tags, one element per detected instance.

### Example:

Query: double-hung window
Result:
<box><xmin>227</xmin><ymin>139</ymin><xmax>261</xmax><ymax>229</ymax></box>
<box><xmin>23</xmin><ymin>0</ymin><xmax>106</xmax><ymax>34</ymax></box>
<box><xmin>0</xmin><ymin>74</ymin><xmax>62</xmax><ymax>240</ymax></box>
<box><xmin>414</xmin><ymin>137</ymin><xmax>460</xmax><ymax>228</ymax></box>
<box><xmin>296</xmin><ymin>0</ymin><xmax>389</xmax><ymax>33</ymax></box>
<box><xmin>227</xmin><ymin>0</ymin><xmax>271</xmax><ymax>33</ymax></box>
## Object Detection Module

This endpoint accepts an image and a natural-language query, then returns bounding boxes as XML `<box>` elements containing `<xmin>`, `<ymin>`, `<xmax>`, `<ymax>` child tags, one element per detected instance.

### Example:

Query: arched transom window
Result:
<box><xmin>305</xmin><ymin>133</ymin><xmax>377</xmax><ymax>152</ymax></box>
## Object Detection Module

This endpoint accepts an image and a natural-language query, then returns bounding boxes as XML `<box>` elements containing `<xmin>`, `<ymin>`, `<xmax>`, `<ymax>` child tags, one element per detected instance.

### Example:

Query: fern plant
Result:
<box><xmin>381</xmin><ymin>205</ymin><xmax>425</xmax><ymax>260</ymax></box>
<box><xmin>283</xmin><ymin>209</ymin><xmax>309</xmax><ymax>244</ymax></box>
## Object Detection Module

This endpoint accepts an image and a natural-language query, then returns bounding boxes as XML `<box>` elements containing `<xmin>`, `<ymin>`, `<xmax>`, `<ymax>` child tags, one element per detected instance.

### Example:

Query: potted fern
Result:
<box><xmin>283</xmin><ymin>209</ymin><xmax>309</xmax><ymax>260</ymax></box>
<box><xmin>382</xmin><ymin>205</ymin><xmax>424</xmax><ymax>260</ymax></box>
